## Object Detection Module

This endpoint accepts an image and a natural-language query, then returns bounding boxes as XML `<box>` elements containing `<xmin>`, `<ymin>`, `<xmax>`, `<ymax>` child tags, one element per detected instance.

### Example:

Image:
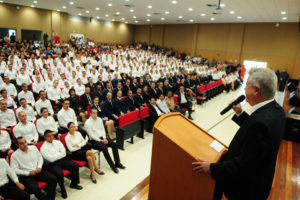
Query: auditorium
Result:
<box><xmin>0</xmin><ymin>0</ymin><xmax>300</xmax><ymax>199</ymax></box>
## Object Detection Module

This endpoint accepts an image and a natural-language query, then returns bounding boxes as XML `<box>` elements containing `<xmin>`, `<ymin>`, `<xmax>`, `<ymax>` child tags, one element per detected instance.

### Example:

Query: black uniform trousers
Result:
<box><xmin>0</xmin><ymin>182</ymin><xmax>30</xmax><ymax>200</ymax></box>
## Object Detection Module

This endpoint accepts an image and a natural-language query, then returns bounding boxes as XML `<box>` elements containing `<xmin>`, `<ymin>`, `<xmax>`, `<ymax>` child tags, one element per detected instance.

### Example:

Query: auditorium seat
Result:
<box><xmin>139</xmin><ymin>105</ymin><xmax>151</xmax><ymax>138</ymax></box>
<box><xmin>116</xmin><ymin>110</ymin><xmax>141</xmax><ymax>150</ymax></box>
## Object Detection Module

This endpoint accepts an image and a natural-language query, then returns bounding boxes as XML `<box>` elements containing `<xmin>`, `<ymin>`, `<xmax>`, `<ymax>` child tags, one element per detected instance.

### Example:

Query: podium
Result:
<box><xmin>148</xmin><ymin>113</ymin><xmax>228</xmax><ymax>200</ymax></box>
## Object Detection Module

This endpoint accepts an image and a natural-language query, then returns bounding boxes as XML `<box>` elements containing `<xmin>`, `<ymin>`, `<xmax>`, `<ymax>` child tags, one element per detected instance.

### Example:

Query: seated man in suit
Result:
<box><xmin>0</xmin><ymin>158</ymin><xmax>30</xmax><ymax>200</ymax></box>
<box><xmin>114</xmin><ymin>91</ymin><xmax>130</xmax><ymax>115</ymax></box>
<box><xmin>103</xmin><ymin>82</ymin><xmax>114</xmax><ymax>98</ymax></box>
<box><xmin>134</xmin><ymin>87</ymin><xmax>146</xmax><ymax>107</ymax></box>
<box><xmin>156</xmin><ymin>94</ymin><xmax>171</xmax><ymax>114</ymax></box>
<box><xmin>165</xmin><ymin>91</ymin><xmax>186</xmax><ymax>115</ymax></box>
<box><xmin>85</xmin><ymin>77</ymin><xmax>95</xmax><ymax>94</ymax></box>
<box><xmin>103</xmin><ymin>92</ymin><xmax>119</xmax><ymax>121</ymax></box>
<box><xmin>85</xmin><ymin>109</ymin><xmax>125</xmax><ymax>173</ymax></box>
<box><xmin>156</xmin><ymin>82</ymin><xmax>165</xmax><ymax>97</ymax></box>
<box><xmin>149</xmin><ymin>82</ymin><xmax>158</xmax><ymax>99</ymax></box>
<box><xmin>122</xmin><ymin>79</ymin><xmax>131</xmax><ymax>97</ymax></box>
<box><xmin>14</xmin><ymin>111</ymin><xmax>39</xmax><ymax>145</ymax></box>
<box><xmin>10</xmin><ymin>136</ymin><xmax>58</xmax><ymax>200</ymax></box>
<box><xmin>80</xmin><ymin>86</ymin><xmax>94</xmax><ymax>111</ymax></box>
<box><xmin>40</xmin><ymin>130</ymin><xmax>82</xmax><ymax>199</ymax></box>
<box><xmin>125</xmin><ymin>90</ymin><xmax>141</xmax><ymax>111</ymax></box>
<box><xmin>92</xmin><ymin>96</ymin><xmax>115</xmax><ymax>139</ymax></box>
<box><xmin>176</xmin><ymin>86</ymin><xmax>193</xmax><ymax>120</ymax></box>
<box><xmin>148</xmin><ymin>97</ymin><xmax>164</xmax><ymax>133</ymax></box>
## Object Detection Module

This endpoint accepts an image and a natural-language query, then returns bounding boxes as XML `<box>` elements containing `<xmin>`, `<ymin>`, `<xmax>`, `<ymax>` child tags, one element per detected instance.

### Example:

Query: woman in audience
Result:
<box><xmin>68</xmin><ymin>88</ymin><xmax>87</xmax><ymax>123</ymax></box>
<box><xmin>65</xmin><ymin>122</ymin><xmax>103</xmax><ymax>184</ymax></box>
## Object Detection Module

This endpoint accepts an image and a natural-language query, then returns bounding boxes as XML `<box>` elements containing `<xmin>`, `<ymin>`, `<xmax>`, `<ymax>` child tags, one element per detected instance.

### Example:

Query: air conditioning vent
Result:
<box><xmin>124</xmin><ymin>4</ymin><xmax>135</xmax><ymax>8</ymax></box>
<box><xmin>76</xmin><ymin>6</ymin><xmax>85</xmax><ymax>9</ymax></box>
<box><xmin>206</xmin><ymin>4</ymin><xmax>217</xmax><ymax>7</ymax></box>
<box><xmin>153</xmin><ymin>12</ymin><xmax>162</xmax><ymax>15</ymax></box>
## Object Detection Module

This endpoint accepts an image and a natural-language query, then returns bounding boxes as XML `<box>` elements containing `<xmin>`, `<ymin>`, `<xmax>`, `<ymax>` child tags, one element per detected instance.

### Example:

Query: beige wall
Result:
<box><xmin>134</xmin><ymin>23</ymin><xmax>300</xmax><ymax>78</ymax></box>
<box><xmin>0</xmin><ymin>3</ymin><xmax>134</xmax><ymax>44</ymax></box>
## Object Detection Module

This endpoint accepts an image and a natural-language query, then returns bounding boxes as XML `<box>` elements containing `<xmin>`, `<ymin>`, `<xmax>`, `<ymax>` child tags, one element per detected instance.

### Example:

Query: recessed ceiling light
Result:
<box><xmin>211</xmin><ymin>17</ymin><xmax>215</xmax><ymax>21</ymax></box>
<box><xmin>112</xmin><ymin>19</ymin><xmax>115</xmax><ymax>21</ymax></box>
<box><xmin>62</xmin><ymin>6</ymin><xmax>66</xmax><ymax>9</ymax></box>
<box><xmin>148</xmin><ymin>5</ymin><xmax>152</xmax><ymax>9</ymax></box>
<box><xmin>229</xmin><ymin>10</ymin><xmax>235</xmax><ymax>14</ymax></box>
<box><xmin>130</xmin><ymin>9</ymin><xmax>134</xmax><ymax>12</ymax></box>
<box><xmin>116</xmin><ymin>12</ymin><xmax>120</xmax><ymax>15</ymax></box>
<box><xmin>147</xmin><ymin>14</ymin><xmax>151</xmax><ymax>17</ymax></box>
<box><xmin>189</xmin><ymin>19</ymin><xmax>194</xmax><ymax>22</ymax></box>
<box><xmin>69</xmin><ymin>2</ymin><xmax>74</xmax><ymax>5</ymax></box>
<box><xmin>133</xmin><ymin>16</ymin><xmax>137</xmax><ymax>18</ymax></box>
<box><xmin>201</xmin><ymin>13</ymin><xmax>206</xmax><ymax>16</ymax></box>
<box><xmin>0</xmin><ymin>1</ymin><xmax>3</xmax><ymax>2</ymax></box>
<box><xmin>57</xmin><ymin>9</ymin><xmax>60</xmax><ymax>12</ymax></box>
<box><xmin>281</xmin><ymin>11</ymin><xmax>286</xmax><ymax>15</ymax></box>
<box><xmin>188</xmin><ymin>8</ymin><xmax>193</xmax><ymax>11</ymax></box>
<box><xmin>33</xmin><ymin>1</ymin><xmax>37</xmax><ymax>4</ymax></box>
<box><xmin>178</xmin><ymin>16</ymin><xmax>183</xmax><ymax>19</ymax></box>
<box><xmin>282</xmin><ymin>17</ymin><xmax>287</xmax><ymax>20</ymax></box>
<box><xmin>121</xmin><ymin>17</ymin><xmax>125</xmax><ymax>20</ymax></box>
<box><xmin>237</xmin><ymin>16</ymin><xmax>242</xmax><ymax>19</ymax></box>
<box><xmin>161</xmin><ymin>17</ymin><xmax>165</xmax><ymax>20</ymax></box>
<box><xmin>171</xmin><ymin>1</ymin><xmax>177</xmax><ymax>4</ymax></box>
<box><xmin>135</xmin><ymin>20</ymin><xmax>138</xmax><ymax>23</ymax></box>
<box><xmin>125</xmin><ymin>21</ymin><xmax>128</xmax><ymax>24</ymax></box>
<box><xmin>96</xmin><ymin>7</ymin><xmax>100</xmax><ymax>10</ymax></box>
<box><xmin>125</xmin><ymin>0</ymin><xmax>129</xmax><ymax>1</ymax></box>
<box><xmin>86</xmin><ymin>10</ymin><xmax>90</xmax><ymax>13</ymax></box>
<box><xmin>30</xmin><ymin>5</ymin><xmax>35</xmax><ymax>7</ymax></box>
<box><xmin>220</xmin><ymin>3</ymin><xmax>225</xmax><ymax>7</ymax></box>
<box><xmin>105</xmin><ymin>14</ymin><xmax>109</xmax><ymax>17</ymax></box>
<box><xmin>78</xmin><ymin>13</ymin><xmax>82</xmax><ymax>16</ymax></box>
<box><xmin>165</xmin><ymin>11</ymin><xmax>170</xmax><ymax>14</ymax></box>
<box><xmin>96</xmin><ymin>16</ymin><xmax>100</xmax><ymax>19</ymax></box>
<box><xmin>108</xmin><ymin>3</ymin><xmax>112</xmax><ymax>6</ymax></box>
<box><xmin>146</xmin><ymin>19</ymin><xmax>150</xmax><ymax>22</ymax></box>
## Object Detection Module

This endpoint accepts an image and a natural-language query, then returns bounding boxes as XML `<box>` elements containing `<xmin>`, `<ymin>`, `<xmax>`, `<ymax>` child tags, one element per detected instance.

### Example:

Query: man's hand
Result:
<box><xmin>35</xmin><ymin>168</ymin><xmax>42</xmax><ymax>174</ymax></box>
<box><xmin>192</xmin><ymin>159</ymin><xmax>211</xmax><ymax>174</ymax></box>
<box><xmin>15</xmin><ymin>182</ymin><xmax>25</xmax><ymax>190</ymax></box>
<box><xmin>1</xmin><ymin>148</ymin><xmax>6</xmax><ymax>153</ymax></box>
<box><xmin>104</xmin><ymin>117</ymin><xmax>108</xmax><ymax>121</ymax></box>
<box><xmin>0</xmin><ymin>195</ymin><xmax>4</xmax><ymax>200</ymax></box>
<box><xmin>31</xmin><ymin>141</ymin><xmax>37</xmax><ymax>145</ymax></box>
<box><xmin>72</xmin><ymin>145</ymin><xmax>79</xmax><ymax>148</ymax></box>
<box><xmin>101</xmin><ymin>139</ymin><xmax>108</xmax><ymax>145</ymax></box>
<box><xmin>29</xmin><ymin>170</ymin><xmax>36</xmax><ymax>176</ymax></box>
<box><xmin>232</xmin><ymin>104</ymin><xmax>242</xmax><ymax>115</ymax></box>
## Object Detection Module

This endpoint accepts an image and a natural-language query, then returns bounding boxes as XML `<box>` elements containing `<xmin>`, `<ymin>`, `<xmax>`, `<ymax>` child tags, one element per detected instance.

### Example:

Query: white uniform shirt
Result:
<box><xmin>36</xmin><ymin>116</ymin><xmax>58</xmax><ymax>136</ymax></box>
<box><xmin>17</xmin><ymin>91</ymin><xmax>35</xmax><ymax>106</ymax></box>
<box><xmin>65</xmin><ymin>132</ymin><xmax>86</xmax><ymax>152</ymax></box>
<box><xmin>16</xmin><ymin>106</ymin><xmax>36</xmax><ymax>122</ymax></box>
<box><xmin>0</xmin><ymin>130</ymin><xmax>11</xmax><ymax>150</ymax></box>
<box><xmin>57</xmin><ymin>108</ymin><xmax>78</xmax><ymax>128</ymax></box>
<box><xmin>156</xmin><ymin>99</ymin><xmax>170</xmax><ymax>114</ymax></box>
<box><xmin>1</xmin><ymin>83</ymin><xmax>17</xmax><ymax>97</ymax></box>
<box><xmin>16</xmin><ymin>74</ymin><xmax>31</xmax><ymax>86</ymax></box>
<box><xmin>35</xmin><ymin>99</ymin><xmax>54</xmax><ymax>116</ymax></box>
<box><xmin>10</xmin><ymin>146</ymin><xmax>43</xmax><ymax>176</ymax></box>
<box><xmin>47</xmin><ymin>87</ymin><xmax>62</xmax><ymax>101</ymax></box>
<box><xmin>0</xmin><ymin>159</ymin><xmax>19</xmax><ymax>187</ymax></box>
<box><xmin>74</xmin><ymin>84</ymin><xmax>85</xmax><ymax>96</ymax></box>
<box><xmin>40</xmin><ymin>140</ymin><xmax>66</xmax><ymax>163</ymax></box>
<box><xmin>13</xmin><ymin>122</ymin><xmax>39</xmax><ymax>143</ymax></box>
<box><xmin>84</xmin><ymin>117</ymin><xmax>106</xmax><ymax>142</ymax></box>
<box><xmin>0</xmin><ymin>109</ymin><xmax>17</xmax><ymax>128</ymax></box>
<box><xmin>32</xmin><ymin>81</ymin><xmax>46</xmax><ymax>94</ymax></box>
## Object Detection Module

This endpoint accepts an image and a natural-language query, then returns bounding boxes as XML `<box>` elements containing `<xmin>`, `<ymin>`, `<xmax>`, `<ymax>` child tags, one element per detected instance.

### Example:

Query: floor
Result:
<box><xmin>50</xmin><ymin>85</ymin><xmax>285</xmax><ymax>200</ymax></box>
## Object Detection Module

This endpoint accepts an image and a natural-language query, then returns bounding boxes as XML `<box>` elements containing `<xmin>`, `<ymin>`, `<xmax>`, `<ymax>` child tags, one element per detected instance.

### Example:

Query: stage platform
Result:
<box><xmin>121</xmin><ymin>140</ymin><xmax>300</xmax><ymax>200</ymax></box>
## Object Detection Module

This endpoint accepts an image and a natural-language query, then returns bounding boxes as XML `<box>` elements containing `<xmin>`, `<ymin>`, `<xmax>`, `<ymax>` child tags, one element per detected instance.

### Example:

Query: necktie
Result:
<box><xmin>87</xmin><ymin>94</ymin><xmax>92</xmax><ymax>104</ymax></box>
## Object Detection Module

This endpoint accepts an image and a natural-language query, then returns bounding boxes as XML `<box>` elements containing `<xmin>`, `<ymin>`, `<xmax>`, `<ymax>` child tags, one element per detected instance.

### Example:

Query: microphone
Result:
<box><xmin>220</xmin><ymin>95</ymin><xmax>245</xmax><ymax>115</ymax></box>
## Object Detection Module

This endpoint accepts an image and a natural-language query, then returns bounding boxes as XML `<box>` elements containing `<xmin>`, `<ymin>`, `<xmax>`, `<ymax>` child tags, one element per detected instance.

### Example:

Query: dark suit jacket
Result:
<box><xmin>114</xmin><ymin>98</ymin><xmax>129</xmax><ymax>114</ymax></box>
<box><xmin>176</xmin><ymin>92</ymin><xmax>190</xmax><ymax>106</ymax></box>
<box><xmin>68</xmin><ymin>95</ymin><xmax>81</xmax><ymax>113</ymax></box>
<box><xmin>102</xmin><ymin>99</ymin><xmax>117</xmax><ymax>120</ymax></box>
<box><xmin>156</xmin><ymin>87</ymin><xmax>164</xmax><ymax>97</ymax></box>
<box><xmin>122</xmin><ymin>84</ymin><xmax>131</xmax><ymax>96</ymax></box>
<box><xmin>142</xmin><ymin>91</ymin><xmax>151</xmax><ymax>104</ymax></box>
<box><xmin>95</xmin><ymin>81</ymin><xmax>105</xmax><ymax>90</ymax></box>
<box><xmin>124</xmin><ymin>96</ymin><xmax>138</xmax><ymax>111</ymax></box>
<box><xmin>149</xmin><ymin>88</ymin><xmax>158</xmax><ymax>99</ymax></box>
<box><xmin>91</xmin><ymin>103</ymin><xmax>106</xmax><ymax>118</ymax></box>
<box><xmin>210</xmin><ymin>101</ymin><xmax>286</xmax><ymax>200</ymax></box>
<box><xmin>134</xmin><ymin>93</ymin><xmax>145</xmax><ymax>106</ymax></box>
<box><xmin>85</xmin><ymin>82</ymin><xmax>95</xmax><ymax>94</ymax></box>
<box><xmin>80</xmin><ymin>93</ymin><xmax>94</xmax><ymax>110</ymax></box>
<box><xmin>103</xmin><ymin>88</ymin><xmax>114</xmax><ymax>98</ymax></box>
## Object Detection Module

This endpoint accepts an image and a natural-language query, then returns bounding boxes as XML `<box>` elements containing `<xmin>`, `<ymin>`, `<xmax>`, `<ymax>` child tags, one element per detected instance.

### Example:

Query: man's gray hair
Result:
<box><xmin>248</xmin><ymin>67</ymin><xmax>277</xmax><ymax>99</ymax></box>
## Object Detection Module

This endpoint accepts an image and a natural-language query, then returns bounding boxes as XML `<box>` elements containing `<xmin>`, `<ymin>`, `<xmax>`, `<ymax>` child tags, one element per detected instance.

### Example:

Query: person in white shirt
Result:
<box><xmin>36</xmin><ymin>108</ymin><xmax>60</xmax><ymax>138</ymax></box>
<box><xmin>0</xmin><ymin>99</ymin><xmax>17</xmax><ymax>131</ymax></box>
<box><xmin>177</xmin><ymin>86</ymin><xmax>193</xmax><ymax>120</ymax></box>
<box><xmin>85</xmin><ymin>109</ymin><xmax>125</xmax><ymax>173</ymax></box>
<box><xmin>32</xmin><ymin>75</ymin><xmax>46</xmax><ymax>98</ymax></box>
<box><xmin>16</xmin><ymin>98</ymin><xmax>36</xmax><ymax>122</ymax></box>
<box><xmin>1</xmin><ymin>76</ymin><xmax>17</xmax><ymax>100</ymax></box>
<box><xmin>0</xmin><ymin>89</ymin><xmax>17</xmax><ymax>109</ymax></box>
<box><xmin>4</xmin><ymin>64</ymin><xmax>17</xmax><ymax>84</ymax></box>
<box><xmin>13</xmin><ymin>111</ymin><xmax>39</xmax><ymax>145</ymax></box>
<box><xmin>10</xmin><ymin>137</ymin><xmax>57</xmax><ymax>200</ymax></box>
<box><xmin>16</xmin><ymin>68</ymin><xmax>31</xmax><ymax>88</ymax></box>
<box><xmin>0</xmin><ymin>123</ymin><xmax>13</xmax><ymax>161</ymax></box>
<box><xmin>61</xmin><ymin>81</ymin><xmax>71</xmax><ymax>99</ymax></box>
<box><xmin>57</xmin><ymin>99</ymin><xmax>88</xmax><ymax>138</ymax></box>
<box><xmin>0</xmin><ymin>158</ymin><xmax>29</xmax><ymax>200</ymax></box>
<box><xmin>18</xmin><ymin>84</ymin><xmax>35</xmax><ymax>106</ymax></box>
<box><xmin>47</xmin><ymin>79</ymin><xmax>63</xmax><ymax>109</ymax></box>
<box><xmin>156</xmin><ymin>94</ymin><xmax>170</xmax><ymax>114</ymax></box>
<box><xmin>65</xmin><ymin>122</ymin><xmax>103</xmax><ymax>184</ymax></box>
<box><xmin>74</xmin><ymin>78</ymin><xmax>85</xmax><ymax>96</ymax></box>
<box><xmin>40</xmin><ymin>130</ymin><xmax>82</xmax><ymax>199</ymax></box>
<box><xmin>35</xmin><ymin>91</ymin><xmax>54</xmax><ymax>116</ymax></box>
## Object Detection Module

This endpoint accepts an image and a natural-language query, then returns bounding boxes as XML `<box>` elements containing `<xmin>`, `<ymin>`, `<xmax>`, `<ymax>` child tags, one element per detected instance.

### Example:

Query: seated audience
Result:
<box><xmin>47</xmin><ymin>80</ymin><xmax>63</xmax><ymax>109</ymax></box>
<box><xmin>36</xmin><ymin>108</ymin><xmax>60</xmax><ymax>139</ymax></box>
<box><xmin>1</xmin><ymin>76</ymin><xmax>17</xmax><ymax>100</ymax></box>
<box><xmin>165</xmin><ymin>91</ymin><xmax>186</xmax><ymax>115</ymax></box>
<box><xmin>80</xmin><ymin>86</ymin><xmax>94</xmax><ymax>110</ymax></box>
<box><xmin>148</xmin><ymin>97</ymin><xmax>164</xmax><ymax>132</ymax></box>
<box><xmin>176</xmin><ymin>86</ymin><xmax>193</xmax><ymax>120</ymax></box>
<box><xmin>18</xmin><ymin>84</ymin><xmax>35</xmax><ymax>106</ymax></box>
<box><xmin>0</xmin><ymin>123</ymin><xmax>12</xmax><ymax>161</ymax></box>
<box><xmin>103</xmin><ymin>92</ymin><xmax>119</xmax><ymax>121</ymax></box>
<box><xmin>0</xmin><ymin>89</ymin><xmax>17</xmax><ymax>109</ymax></box>
<box><xmin>156</xmin><ymin>94</ymin><xmax>171</xmax><ymax>114</ymax></box>
<box><xmin>0</xmin><ymin>99</ymin><xmax>17</xmax><ymax>131</ymax></box>
<box><xmin>125</xmin><ymin>90</ymin><xmax>141</xmax><ymax>111</ymax></box>
<box><xmin>35</xmin><ymin>90</ymin><xmax>54</xmax><ymax>117</ymax></box>
<box><xmin>68</xmin><ymin>88</ymin><xmax>87</xmax><ymax>123</ymax></box>
<box><xmin>16</xmin><ymin>98</ymin><xmax>36</xmax><ymax>122</ymax></box>
<box><xmin>114</xmin><ymin>90</ymin><xmax>129</xmax><ymax>115</ymax></box>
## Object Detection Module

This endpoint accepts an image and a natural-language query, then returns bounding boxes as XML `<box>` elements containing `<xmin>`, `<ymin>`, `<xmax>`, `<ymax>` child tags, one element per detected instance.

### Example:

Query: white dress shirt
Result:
<box><xmin>16</xmin><ymin>74</ymin><xmax>31</xmax><ymax>86</ymax></box>
<box><xmin>36</xmin><ymin>116</ymin><xmax>58</xmax><ymax>136</ymax></box>
<box><xmin>61</xmin><ymin>87</ymin><xmax>71</xmax><ymax>99</ymax></box>
<box><xmin>0</xmin><ymin>130</ymin><xmax>11</xmax><ymax>150</ymax></box>
<box><xmin>84</xmin><ymin>117</ymin><xmax>106</xmax><ymax>142</ymax></box>
<box><xmin>4</xmin><ymin>69</ymin><xmax>17</xmax><ymax>80</ymax></box>
<box><xmin>40</xmin><ymin>140</ymin><xmax>66</xmax><ymax>163</ymax></box>
<box><xmin>2</xmin><ymin>96</ymin><xmax>17</xmax><ymax>108</ymax></box>
<box><xmin>152</xmin><ymin>104</ymin><xmax>163</xmax><ymax>116</ymax></box>
<box><xmin>1</xmin><ymin>83</ymin><xmax>17</xmax><ymax>97</ymax></box>
<box><xmin>17</xmin><ymin>91</ymin><xmax>35</xmax><ymax>106</ymax></box>
<box><xmin>16</xmin><ymin>106</ymin><xmax>36</xmax><ymax>122</ymax></box>
<box><xmin>0</xmin><ymin>109</ymin><xmax>17</xmax><ymax>128</ymax></box>
<box><xmin>47</xmin><ymin>87</ymin><xmax>62</xmax><ymax>101</ymax></box>
<box><xmin>35</xmin><ymin>98</ymin><xmax>54</xmax><ymax>116</ymax></box>
<box><xmin>156</xmin><ymin>99</ymin><xmax>170</xmax><ymax>114</ymax></box>
<box><xmin>180</xmin><ymin>92</ymin><xmax>187</xmax><ymax>104</ymax></box>
<box><xmin>65</xmin><ymin>132</ymin><xmax>87</xmax><ymax>152</ymax></box>
<box><xmin>13</xmin><ymin>122</ymin><xmax>39</xmax><ymax>143</ymax></box>
<box><xmin>249</xmin><ymin>99</ymin><xmax>274</xmax><ymax>114</ymax></box>
<box><xmin>10</xmin><ymin>146</ymin><xmax>43</xmax><ymax>176</ymax></box>
<box><xmin>32</xmin><ymin>81</ymin><xmax>46</xmax><ymax>94</ymax></box>
<box><xmin>57</xmin><ymin>108</ymin><xmax>78</xmax><ymax>128</ymax></box>
<box><xmin>0</xmin><ymin>159</ymin><xmax>19</xmax><ymax>187</ymax></box>
<box><xmin>74</xmin><ymin>84</ymin><xmax>85</xmax><ymax>96</ymax></box>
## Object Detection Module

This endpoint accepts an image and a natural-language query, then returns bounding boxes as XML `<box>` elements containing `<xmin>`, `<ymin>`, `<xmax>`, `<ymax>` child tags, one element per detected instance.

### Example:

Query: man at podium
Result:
<box><xmin>193</xmin><ymin>68</ymin><xmax>286</xmax><ymax>200</ymax></box>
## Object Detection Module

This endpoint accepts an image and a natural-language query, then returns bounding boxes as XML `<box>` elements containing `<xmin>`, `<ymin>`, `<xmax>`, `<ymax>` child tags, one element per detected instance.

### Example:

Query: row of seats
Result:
<box><xmin>196</xmin><ymin>80</ymin><xmax>224</xmax><ymax>104</ymax></box>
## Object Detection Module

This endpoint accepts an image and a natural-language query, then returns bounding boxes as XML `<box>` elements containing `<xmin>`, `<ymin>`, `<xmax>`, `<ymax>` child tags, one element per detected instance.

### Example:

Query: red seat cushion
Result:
<box><xmin>72</xmin><ymin>160</ymin><xmax>87</xmax><ymax>167</ymax></box>
<box><xmin>62</xmin><ymin>169</ymin><xmax>71</xmax><ymax>176</ymax></box>
<box><xmin>118</xmin><ymin>110</ymin><xmax>139</xmax><ymax>128</ymax></box>
<box><xmin>140</xmin><ymin>106</ymin><xmax>149</xmax><ymax>119</ymax></box>
<box><xmin>38</xmin><ymin>182</ymin><xmax>47</xmax><ymax>189</ymax></box>
<box><xmin>36</xmin><ymin>141</ymin><xmax>45</xmax><ymax>151</ymax></box>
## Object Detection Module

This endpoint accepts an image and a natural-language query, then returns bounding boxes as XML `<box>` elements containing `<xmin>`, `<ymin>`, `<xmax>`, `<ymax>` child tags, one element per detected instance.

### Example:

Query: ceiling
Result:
<box><xmin>2</xmin><ymin>0</ymin><xmax>300</xmax><ymax>24</ymax></box>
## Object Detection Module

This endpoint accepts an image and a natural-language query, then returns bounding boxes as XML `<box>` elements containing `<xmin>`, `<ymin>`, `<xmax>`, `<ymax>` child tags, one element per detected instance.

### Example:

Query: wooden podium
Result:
<box><xmin>148</xmin><ymin>113</ymin><xmax>228</xmax><ymax>200</ymax></box>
